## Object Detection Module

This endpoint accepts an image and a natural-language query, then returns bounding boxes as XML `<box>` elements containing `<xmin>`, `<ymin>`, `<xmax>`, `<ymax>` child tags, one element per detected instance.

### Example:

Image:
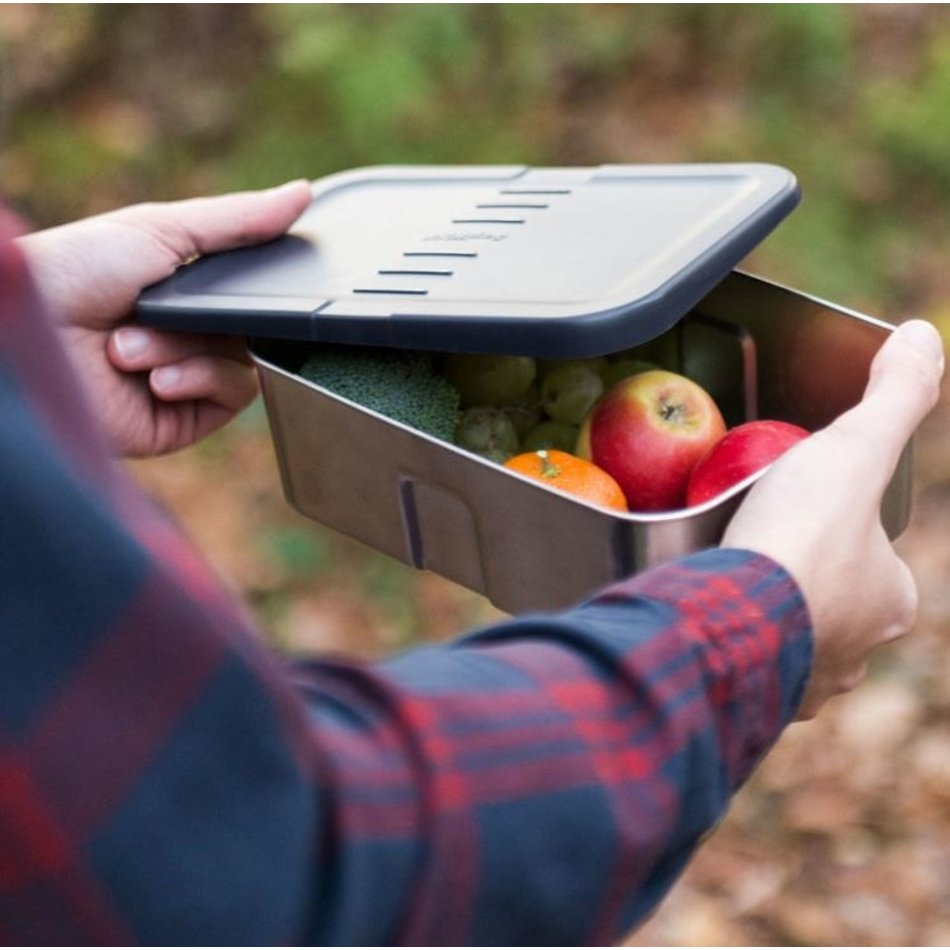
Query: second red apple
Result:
<box><xmin>577</xmin><ymin>369</ymin><xmax>726</xmax><ymax>511</ymax></box>
<box><xmin>686</xmin><ymin>419</ymin><xmax>809</xmax><ymax>506</ymax></box>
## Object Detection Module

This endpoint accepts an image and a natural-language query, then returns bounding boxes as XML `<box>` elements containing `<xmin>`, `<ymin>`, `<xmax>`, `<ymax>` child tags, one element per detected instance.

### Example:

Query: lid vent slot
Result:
<box><xmin>403</xmin><ymin>251</ymin><xmax>478</xmax><ymax>258</ymax></box>
<box><xmin>451</xmin><ymin>217</ymin><xmax>525</xmax><ymax>225</ymax></box>
<box><xmin>353</xmin><ymin>288</ymin><xmax>429</xmax><ymax>296</ymax></box>
<box><xmin>378</xmin><ymin>269</ymin><xmax>454</xmax><ymax>277</ymax></box>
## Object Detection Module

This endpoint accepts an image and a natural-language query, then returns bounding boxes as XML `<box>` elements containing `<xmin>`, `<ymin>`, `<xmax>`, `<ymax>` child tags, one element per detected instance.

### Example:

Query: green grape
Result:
<box><xmin>454</xmin><ymin>407</ymin><xmax>520</xmax><ymax>461</ymax></box>
<box><xmin>540</xmin><ymin>362</ymin><xmax>604</xmax><ymax>424</ymax></box>
<box><xmin>475</xmin><ymin>447</ymin><xmax>513</xmax><ymax>465</ymax></box>
<box><xmin>536</xmin><ymin>355</ymin><xmax>607</xmax><ymax>380</ymax></box>
<box><xmin>521</xmin><ymin>419</ymin><xmax>580</xmax><ymax>453</ymax></box>
<box><xmin>443</xmin><ymin>353</ymin><xmax>537</xmax><ymax>408</ymax></box>
<box><xmin>503</xmin><ymin>383</ymin><xmax>543</xmax><ymax>436</ymax></box>
<box><xmin>600</xmin><ymin>358</ymin><xmax>657</xmax><ymax>390</ymax></box>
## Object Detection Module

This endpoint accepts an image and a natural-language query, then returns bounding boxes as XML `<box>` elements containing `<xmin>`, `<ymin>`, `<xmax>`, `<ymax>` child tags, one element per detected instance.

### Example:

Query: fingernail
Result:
<box><xmin>897</xmin><ymin>319</ymin><xmax>945</xmax><ymax>371</ymax></box>
<box><xmin>151</xmin><ymin>365</ymin><xmax>182</xmax><ymax>392</ymax></box>
<box><xmin>113</xmin><ymin>327</ymin><xmax>150</xmax><ymax>361</ymax></box>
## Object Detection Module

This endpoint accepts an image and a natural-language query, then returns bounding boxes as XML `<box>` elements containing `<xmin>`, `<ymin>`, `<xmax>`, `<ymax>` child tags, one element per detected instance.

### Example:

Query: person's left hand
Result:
<box><xmin>16</xmin><ymin>180</ymin><xmax>313</xmax><ymax>457</ymax></box>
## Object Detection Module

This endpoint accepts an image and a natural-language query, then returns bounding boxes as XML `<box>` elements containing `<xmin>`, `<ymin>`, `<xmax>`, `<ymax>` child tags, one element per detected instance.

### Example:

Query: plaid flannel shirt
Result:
<box><xmin>0</xmin><ymin>211</ymin><xmax>812</xmax><ymax>945</ymax></box>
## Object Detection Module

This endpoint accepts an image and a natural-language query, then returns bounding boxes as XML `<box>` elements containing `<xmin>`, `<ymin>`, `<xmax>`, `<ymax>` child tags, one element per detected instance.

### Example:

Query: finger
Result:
<box><xmin>118</xmin><ymin>178</ymin><xmax>313</xmax><ymax>266</ymax></box>
<box><xmin>109</xmin><ymin>325</ymin><xmax>251</xmax><ymax>371</ymax></box>
<box><xmin>826</xmin><ymin>320</ymin><xmax>944</xmax><ymax>479</ymax></box>
<box><xmin>149</xmin><ymin>356</ymin><xmax>258</xmax><ymax>414</ymax></box>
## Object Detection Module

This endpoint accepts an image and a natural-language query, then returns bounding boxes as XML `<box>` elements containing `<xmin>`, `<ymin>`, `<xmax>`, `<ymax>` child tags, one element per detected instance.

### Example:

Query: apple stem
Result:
<box><xmin>660</xmin><ymin>401</ymin><xmax>686</xmax><ymax>423</ymax></box>
<box><xmin>536</xmin><ymin>450</ymin><xmax>561</xmax><ymax>480</ymax></box>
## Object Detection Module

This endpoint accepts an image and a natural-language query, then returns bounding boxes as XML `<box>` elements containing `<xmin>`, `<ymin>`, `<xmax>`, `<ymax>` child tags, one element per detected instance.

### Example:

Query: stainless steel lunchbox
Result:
<box><xmin>249</xmin><ymin>272</ymin><xmax>905</xmax><ymax>613</ymax></box>
<box><xmin>137</xmin><ymin>164</ymin><xmax>909</xmax><ymax>613</ymax></box>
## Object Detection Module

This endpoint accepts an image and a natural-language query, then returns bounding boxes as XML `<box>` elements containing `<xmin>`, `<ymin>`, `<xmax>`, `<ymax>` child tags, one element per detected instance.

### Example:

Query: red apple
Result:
<box><xmin>686</xmin><ymin>420</ymin><xmax>809</xmax><ymax>506</ymax></box>
<box><xmin>577</xmin><ymin>369</ymin><xmax>726</xmax><ymax>511</ymax></box>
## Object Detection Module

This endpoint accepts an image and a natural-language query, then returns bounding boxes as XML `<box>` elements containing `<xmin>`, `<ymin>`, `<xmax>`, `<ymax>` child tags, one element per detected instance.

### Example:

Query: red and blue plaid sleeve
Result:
<box><xmin>0</xmin><ymin>216</ymin><xmax>812</xmax><ymax>946</ymax></box>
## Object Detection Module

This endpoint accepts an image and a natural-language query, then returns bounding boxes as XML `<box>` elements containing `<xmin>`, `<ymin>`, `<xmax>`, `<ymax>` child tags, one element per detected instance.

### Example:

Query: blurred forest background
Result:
<box><xmin>6</xmin><ymin>4</ymin><xmax>950</xmax><ymax>945</ymax></box>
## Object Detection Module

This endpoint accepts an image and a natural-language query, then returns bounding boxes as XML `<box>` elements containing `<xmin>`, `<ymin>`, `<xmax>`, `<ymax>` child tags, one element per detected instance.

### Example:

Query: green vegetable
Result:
<box><xmin>454</xmin><ymin>407</ymin><xmax>520</xmax><ymax>462</ymax></box>
<box><xmin>521</xmin><ymin>419</ymin><xmax>580</xmax><ymax>453</ymax></box>
<box><xmin>443</xmin><ymin>353</ymin><xmax>537</xmax><ymax>408</ymax></box>
<box><xmin>503</xmin><ymin>383</ymin><xmax>543</xmax><ymax>436</ymax></box>
<box><xmin>299</xmin><ymin>345</ymin><xmax>461</xmax><ymax>442</ymax></box>
<box><xmin>540</xmin><ymin>361</ymin><xmax>604</xmax><ymax>424</ymax></box>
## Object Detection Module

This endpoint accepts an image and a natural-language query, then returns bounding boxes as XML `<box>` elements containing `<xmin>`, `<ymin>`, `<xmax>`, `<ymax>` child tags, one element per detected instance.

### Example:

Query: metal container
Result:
<box><xmin>251</xmin><ymin>269</ymin><xmax>907</xmax><ymax>614</ymax></box>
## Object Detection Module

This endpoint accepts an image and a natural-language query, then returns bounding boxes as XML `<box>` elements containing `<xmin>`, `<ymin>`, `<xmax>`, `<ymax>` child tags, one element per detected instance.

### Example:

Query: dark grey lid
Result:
<box><xmin>137</xmin><ymin>163</ymin><xmax>800</xmax><ymax>357</ymax></box>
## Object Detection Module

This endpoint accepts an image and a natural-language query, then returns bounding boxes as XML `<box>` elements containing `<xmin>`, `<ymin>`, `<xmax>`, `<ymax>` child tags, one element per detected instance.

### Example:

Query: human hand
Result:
<box><xmin>723</xmin><ymin>319</ymin><xmax>945</xmax><ymax>719</ymax></box>
<box><xmin>17</xmin><ymin>180</ymin><xmax>313</xmax><ymax>457</ymax></box>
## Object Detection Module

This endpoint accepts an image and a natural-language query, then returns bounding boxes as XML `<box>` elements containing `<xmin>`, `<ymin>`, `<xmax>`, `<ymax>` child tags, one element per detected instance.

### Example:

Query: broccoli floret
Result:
<box><xmin>299</xmin><ymin>345</ymin><xmax>460</xmax><ymax>442</ymax></box>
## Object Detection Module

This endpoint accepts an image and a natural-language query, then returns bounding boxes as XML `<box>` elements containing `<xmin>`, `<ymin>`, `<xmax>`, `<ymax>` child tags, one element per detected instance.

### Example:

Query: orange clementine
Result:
<box><xmin>504</xmin><ymin>449</ymin><xmax>628</xmax><ymax>511</ymax></box>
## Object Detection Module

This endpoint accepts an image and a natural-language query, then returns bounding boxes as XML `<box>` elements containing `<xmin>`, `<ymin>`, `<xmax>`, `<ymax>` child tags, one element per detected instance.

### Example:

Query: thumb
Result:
<box><xmin>16</xmin><ymin>181</ymin><xmax>315</xmax><ymax>335</ymax></box>
<box><xmin>117</xmin><ymin>178</ymin><xmax>314</xmax><ymax>264</ymax></box>
<box><xmin>820</xmin><ymin>319</ymin><xmax>943</xmax><ymax>489</ymax></box>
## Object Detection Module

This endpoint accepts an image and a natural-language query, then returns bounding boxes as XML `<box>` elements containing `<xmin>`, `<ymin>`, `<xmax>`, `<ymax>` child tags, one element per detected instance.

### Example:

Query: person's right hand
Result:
<box><xmin>723</xmin><ymin>319</ymin><xmax>944</xmax><ymax>719</ymax></box>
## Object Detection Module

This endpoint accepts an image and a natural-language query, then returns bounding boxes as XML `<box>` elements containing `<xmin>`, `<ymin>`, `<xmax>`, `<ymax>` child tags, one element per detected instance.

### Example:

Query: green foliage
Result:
<box><xmin>299</xmin><ymin>345</ymin><xmax>461</xmax><ymax>442</ymax></box>
<box><xmin>865</xmin><ymin>29</ymin><xmax>950</xmax><ymax>195</ymax></box>
<box><xmin>745</xmin><ymin>4</ymin><xmax>853</xmax><ymax>94</ymax></box>
<box><xmin>261</xmin><ymin>524</ymin><xmax>335</xmax><ymax>578</ymax></box>
<box><xmin>225</xmin><ymin>5</ymin><xmax>692</xmax><ymax>183</ymax></box>
<box><xmin>6</xmin><ymin>113</ymin><xmax>115</xmax><ymax>221</ymax></box>
<box><xmin>358</xmin><ymin>555</ymin><xmax>425</xmax><ymax>648</ymax></box>
<box><xmin>5</xmin><ymin>4</ymin><xmax>950</xmax><ymax>377</ymax></box>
